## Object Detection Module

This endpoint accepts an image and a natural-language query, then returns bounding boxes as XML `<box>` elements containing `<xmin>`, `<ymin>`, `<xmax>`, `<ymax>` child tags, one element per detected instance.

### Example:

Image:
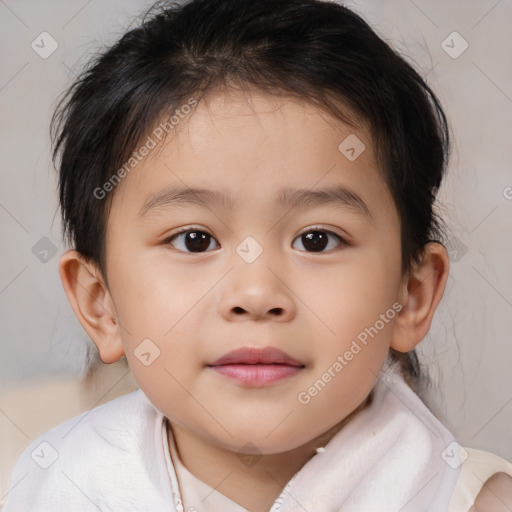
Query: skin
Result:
<box><xmin>471</xmin><ymin>472</ymin><xmax>512</xmax><ymax>512</ymax></box>
<box><xmin>59</xmin><ymin>87</ymin><xmax>451</xmax><ymax>511</ymax></box>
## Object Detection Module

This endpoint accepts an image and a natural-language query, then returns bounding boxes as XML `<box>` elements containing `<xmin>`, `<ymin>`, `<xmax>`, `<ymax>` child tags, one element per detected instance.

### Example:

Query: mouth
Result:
<box><xmin>206</xmin><ymin>346</ymin><xmax>305</xmax><ymax>386</ymax></box>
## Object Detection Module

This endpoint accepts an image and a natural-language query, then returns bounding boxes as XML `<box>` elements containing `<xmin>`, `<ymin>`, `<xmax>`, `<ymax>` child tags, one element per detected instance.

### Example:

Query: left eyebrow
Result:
<box><xmin>276</xmin><ymin>186</ymin><xmax>372</xmax><ymax>222</ymax></box>
<box><xmin>139</xmin><ymin>185</ymin><xmax>372</xmax><ymax>222</ymax></box>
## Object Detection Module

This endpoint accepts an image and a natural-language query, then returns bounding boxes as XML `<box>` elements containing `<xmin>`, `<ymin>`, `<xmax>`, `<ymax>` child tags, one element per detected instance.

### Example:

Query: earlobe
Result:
<box><xmin>58</xmin><ymin>250</ymin><xmax>125</xmax><ymax>364</ymax></box>
<box><xmin>390</xmin><ymin>242</ymin><xmax>449</xmax><ymax>353</ymax></box>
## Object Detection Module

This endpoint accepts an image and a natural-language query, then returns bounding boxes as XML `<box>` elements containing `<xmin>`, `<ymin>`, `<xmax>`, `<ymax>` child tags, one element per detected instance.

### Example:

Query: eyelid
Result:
<box><xmin>165</xmin><ymin>224</ymin><xmax>348</xmax><ymax>240</ymax></box>
<box><xmin>296</xmin><ymin>225</ymin><xmax>350</xmax><ymax>243</ymax></box>
<box><xmin>163</xmin><ymin>225</ymin><xmax>214</xmax><ymax>239</ymax></box>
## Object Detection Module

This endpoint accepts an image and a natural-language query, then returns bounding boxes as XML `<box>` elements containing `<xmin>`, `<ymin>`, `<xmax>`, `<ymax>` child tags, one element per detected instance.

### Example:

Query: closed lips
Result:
<box><xmin>207</xmin><ymin>346</ymin><xmax>304</xmax><ymax>367</ymax></box>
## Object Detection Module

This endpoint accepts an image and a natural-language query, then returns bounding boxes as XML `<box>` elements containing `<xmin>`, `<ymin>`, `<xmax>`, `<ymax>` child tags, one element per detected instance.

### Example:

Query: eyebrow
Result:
<box><xmin>139</xmin><ymin>185</ymin><xmax>372</xmax><ymax>221</ymax></box>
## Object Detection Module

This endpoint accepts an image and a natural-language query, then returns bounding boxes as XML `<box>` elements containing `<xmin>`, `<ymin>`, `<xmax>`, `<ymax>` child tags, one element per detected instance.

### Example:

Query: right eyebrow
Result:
<box><xmin>139</xmin><ymin>186</ymin><xmax>236</xmax><ymax>217</ymax></box>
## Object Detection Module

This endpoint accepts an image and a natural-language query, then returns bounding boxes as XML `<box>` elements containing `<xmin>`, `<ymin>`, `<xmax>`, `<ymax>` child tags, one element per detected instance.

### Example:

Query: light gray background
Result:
<box><xmin>1</xmin><ymin>0</ymin><xmax>511</xmax><ymax>460</ymax></box>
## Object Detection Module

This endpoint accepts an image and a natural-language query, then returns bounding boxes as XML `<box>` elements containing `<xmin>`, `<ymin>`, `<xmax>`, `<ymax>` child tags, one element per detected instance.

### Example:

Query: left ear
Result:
<box><xmin>390</xmin><ymin>242</ymin><xmax>450</xmax><ymax>353</ymax></box>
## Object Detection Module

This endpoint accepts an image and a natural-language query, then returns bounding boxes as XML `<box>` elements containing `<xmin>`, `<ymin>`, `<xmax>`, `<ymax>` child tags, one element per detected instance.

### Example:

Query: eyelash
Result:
<box><xmin>163</xmin><ymin>225</ymin><xmax>349</xmax><ymax>254</ymax></box>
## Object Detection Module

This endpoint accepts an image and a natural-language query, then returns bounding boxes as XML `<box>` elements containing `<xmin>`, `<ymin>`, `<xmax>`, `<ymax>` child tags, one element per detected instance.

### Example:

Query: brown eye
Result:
<box><xmin>165</xmin><ymin>227</ymin><xmax>347</xmax><ymax>254</ymax></box>
<box><xmin>167</xmin><ymin>229</ymin><xmax>220</xmax><ymax>253</ymax></box>
<box><xmin>292</xmin><ymin>229</ymin><xmax>347</xmax><ymax>253</ymax></box>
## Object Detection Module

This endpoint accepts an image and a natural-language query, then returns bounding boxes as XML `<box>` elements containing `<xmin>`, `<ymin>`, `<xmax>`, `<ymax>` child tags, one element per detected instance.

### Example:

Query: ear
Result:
<box><xmin>58</xmin><ymin>250</ymin><xmax>125</xmax><ymax>364</ymax></box>
<box><xmin>390</xmin><ymin>242</ymin><xmax>449</xmax><ymax>352</ymax></box>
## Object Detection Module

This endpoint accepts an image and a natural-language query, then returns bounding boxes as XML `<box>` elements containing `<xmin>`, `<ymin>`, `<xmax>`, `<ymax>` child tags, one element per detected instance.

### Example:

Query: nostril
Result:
<box><xmin>231</xmin><ymin>306</ymin><xmax>284</xmax><ymax>316</ymax></box>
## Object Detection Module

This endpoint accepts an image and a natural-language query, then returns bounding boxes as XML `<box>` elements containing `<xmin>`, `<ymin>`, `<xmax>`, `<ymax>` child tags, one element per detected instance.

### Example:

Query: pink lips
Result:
<box><xmin>207</xmin><ymin>346</ymin><xmax>305</xmax><ymax>386</ymax></box>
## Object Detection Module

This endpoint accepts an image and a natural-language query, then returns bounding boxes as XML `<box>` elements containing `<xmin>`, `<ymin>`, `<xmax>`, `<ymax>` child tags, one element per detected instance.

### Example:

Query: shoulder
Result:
<box><xmin>21</xmin><ymin>387</ymin><xmax>152</xmax><ymax>456</ymax></box>
<box><xmin>448</xmin><ymin>447</ymin><xmax>512</xmax><ymax>512</ymax></box>
<box><xmin>3</xmin><ymin>389</ymin><xmax>163</xmax><ymax>511</ymax></box>
<box><xmin>472</xmin><ymin>472</ymin><xmax>512</xmax><ymax>512</ymax></box>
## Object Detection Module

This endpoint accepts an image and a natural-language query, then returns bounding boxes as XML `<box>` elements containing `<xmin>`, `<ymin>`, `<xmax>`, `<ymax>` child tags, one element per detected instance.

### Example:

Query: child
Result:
<box><xmin>3</xmin><ymin>0</ymin><xmax>512</xmax><ymax>510</ymax></box>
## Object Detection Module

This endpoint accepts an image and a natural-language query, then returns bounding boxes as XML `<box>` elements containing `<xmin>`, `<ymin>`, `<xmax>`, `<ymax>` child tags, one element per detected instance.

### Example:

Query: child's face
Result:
<box><xmin>103</xmin><ymin>88</ymin><xmax>405</xmax><ymax>454</ymax></box>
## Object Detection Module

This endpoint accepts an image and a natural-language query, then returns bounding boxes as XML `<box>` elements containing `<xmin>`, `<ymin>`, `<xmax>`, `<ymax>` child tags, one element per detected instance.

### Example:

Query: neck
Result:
<box><xmin>167</xmin><ymin>390</ymin><xmax>373</xmax><ymax>512</ymax></box>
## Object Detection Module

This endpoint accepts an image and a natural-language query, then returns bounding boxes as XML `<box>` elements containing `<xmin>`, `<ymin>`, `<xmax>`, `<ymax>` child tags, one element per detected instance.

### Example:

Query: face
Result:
<box><xmin>104</xmin><ymin>88</ymin><xmax>404</xmax><ymax>455</ymax></box>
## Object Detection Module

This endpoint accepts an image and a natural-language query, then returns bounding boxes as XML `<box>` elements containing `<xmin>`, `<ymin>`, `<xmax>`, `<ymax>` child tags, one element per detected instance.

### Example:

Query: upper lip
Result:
<box><xmin>208</xmin><ymin>346</ymin><xmax>304</xmax><ymax>367</ymax></box>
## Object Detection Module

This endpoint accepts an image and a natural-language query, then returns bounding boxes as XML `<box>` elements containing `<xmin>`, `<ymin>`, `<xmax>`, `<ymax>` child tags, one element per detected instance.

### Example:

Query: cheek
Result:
<box><xmin>108</xmin><ymin>250</ymin><xmax>207</xmax><ymax>371</ymax></box>
<box><xmin>303</xmin><ymin>251</ymin><xmax>401</xmax><ymax>341</ymax></box>
<box><xmin>108</xmin><ymin>247</ymin><xmax>191</xmax><ymax>330</ymax></box>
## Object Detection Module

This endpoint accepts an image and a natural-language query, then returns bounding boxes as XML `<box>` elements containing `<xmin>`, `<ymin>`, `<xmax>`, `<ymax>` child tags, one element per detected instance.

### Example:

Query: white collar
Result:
<box><xmin>160</xmin><ymin>362</ymin><xmax>461</xmax><ymax>512</ymax></box>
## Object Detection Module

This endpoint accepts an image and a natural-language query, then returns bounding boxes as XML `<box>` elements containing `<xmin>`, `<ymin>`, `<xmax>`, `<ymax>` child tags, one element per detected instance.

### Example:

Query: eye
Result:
<box><xmin>292</xmin><ymin>228</ymin><xmax>348</xmax><ymax>253</ymax></box>
<box><xmin>164</xmin><ymin>226</ymin><xmax>348</xmax><ymax>254</ymax></box>
<box><xmin>165</xmin><ymin>228</ymin><xmax>220</xmax><ymax>253</ymax></box>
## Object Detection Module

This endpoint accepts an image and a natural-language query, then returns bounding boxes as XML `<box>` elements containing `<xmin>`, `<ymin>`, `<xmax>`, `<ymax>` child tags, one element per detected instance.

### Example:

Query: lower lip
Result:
<box><xmin>209</xmin><ymin>364</ymin><xmax>303</xmax><ymax>386</ymax></box>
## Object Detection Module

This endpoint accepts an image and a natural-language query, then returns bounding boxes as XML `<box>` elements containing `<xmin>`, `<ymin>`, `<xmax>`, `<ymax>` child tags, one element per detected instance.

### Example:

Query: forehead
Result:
<box><xmin>109</xmin><ymin>87</ymin><xmax>394</xmax><ymax>222</ymax></box>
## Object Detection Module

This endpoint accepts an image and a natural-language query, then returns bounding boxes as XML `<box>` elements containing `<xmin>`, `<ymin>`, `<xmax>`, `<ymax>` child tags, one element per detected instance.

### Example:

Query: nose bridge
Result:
<box><xmin>218</xmin><ymin>237</ymin><xmax>296</xmax><ymax>321</ymax></box>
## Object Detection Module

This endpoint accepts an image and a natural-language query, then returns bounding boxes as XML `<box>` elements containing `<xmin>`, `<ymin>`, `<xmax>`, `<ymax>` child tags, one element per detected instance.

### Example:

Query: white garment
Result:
<box><xmin>2</xmin><ymin>363</ymin><xmax>467</xmax><ymax>511</ymax></box>
<box><xmin>165</xmin><ymin>418</ymin><xmax>249</xmax><ymax>511</ymax></box>
<box><xmin>168</xmin><ymin>428</ymin><xmax>512</xmax><ymax>512</ymax></box>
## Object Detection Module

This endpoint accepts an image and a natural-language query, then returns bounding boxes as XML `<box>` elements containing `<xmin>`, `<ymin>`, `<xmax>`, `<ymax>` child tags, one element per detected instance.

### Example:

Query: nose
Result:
<box><xmin>219</xmin><ymin>260</ymin><xmax>297</xmax><ymax>323</ymax></box>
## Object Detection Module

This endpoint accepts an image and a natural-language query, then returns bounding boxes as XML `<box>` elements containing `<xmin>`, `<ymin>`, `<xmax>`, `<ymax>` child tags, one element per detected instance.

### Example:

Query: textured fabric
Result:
<box><xmin>165</xmin><ymin>419</ymin><xmax>249</xmax><ymax>511</ymax></box>
<box><xmin>2</xmin><ymin>388</ymin><xmax>175</xmax><ymax>511</ymax></box>
<box><xmin>266</xmin><ymin>363</ymin><xmax>461</xmax><ymax>512</ymax></box>
<box><xmin>2</xmin><ymin>362</ymin><xmax>499</xmax><ymax>512</ymax></box>
<box><xmin>166</xmin><ymin>441</ymin><xmax>512</xmax><ymax>512</ymax></box>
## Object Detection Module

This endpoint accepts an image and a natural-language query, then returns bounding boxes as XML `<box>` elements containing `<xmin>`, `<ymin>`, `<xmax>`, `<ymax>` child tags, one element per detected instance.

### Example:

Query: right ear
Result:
<box><xmin>58</xmin><ymin>250</ymin><xmax>125</xmax><ymax>364</ymax></box>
